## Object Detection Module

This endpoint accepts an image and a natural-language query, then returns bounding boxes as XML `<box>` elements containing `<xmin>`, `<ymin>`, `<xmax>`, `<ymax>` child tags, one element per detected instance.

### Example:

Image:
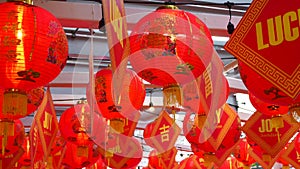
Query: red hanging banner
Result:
<box><xmin>248</xmin><ymin>146</ymin><xmax>281</xmax><ymax>169</ymax></box>
<box><xmin>280</xmin><ymin>138</ymin><xmax>300</xmax><ymax>168</ymax></box>
<box><xmin>242</xmin><ymin>111</ymin><xmax>299</xmax><ymax>157</ymax></box>
<box><xmin>224</xmin><ymin>0</ymin><xmax>300</xmax><ymax>99</ymax></box>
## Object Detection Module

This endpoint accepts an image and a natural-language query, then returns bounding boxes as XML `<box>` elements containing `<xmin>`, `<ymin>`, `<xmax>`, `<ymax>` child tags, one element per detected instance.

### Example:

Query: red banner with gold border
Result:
<box><xmin>248</xmin><ymin>146</ymin><xmax>281</xmax><ymax>169</ymax></box>
<box><xmin>224</xmin><ymin>0</ymin><xmax>300</xmax><ymax>99</ymax></box>
<box><xmin>157</xmin><ymin>147</ymin><xmax>178</xmax><ymax>169</ymax></box>
<box><xmin>145</xmin><ymin>110</ymin><xmax>181</xmax><ymax>153</ymax></box>
<box><xmin>280</xmin><ymin>137</ymin><xmax>300</xmax><ymax>168</ymax></box>
<box><xmin>242</xmin><ymin>111</ymin><xmax>299</xmax><ymax>157</ymax></box>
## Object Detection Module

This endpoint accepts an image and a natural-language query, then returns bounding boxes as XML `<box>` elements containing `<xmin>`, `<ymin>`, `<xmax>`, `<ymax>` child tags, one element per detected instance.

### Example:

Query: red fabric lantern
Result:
<box><xmin>0</xmin><ymin>1</ymin><xmax>68</xmax><ymax>117</ymax></box>
<box><xmin>129</xmin><ymin>5</ymin><xmax>214</xmax><ymax>87</ymax></box>
<box><xmin>148</xmin><ymin>149</ymin><xmax>163</xmax><ymax>169</ymax></box>
<box><xmin>0</xmin><ymin>119</ymin><xmax>25</xmax><ymax>157</ymax></box>
<box><xmin>219</xmin><ymin>156</ymin><xmax>239</xmax><ymax>169</ymax></box>
<box><xmin>233</xmin><ymin>138</ymin><xmax>255</xmax><ymax>167</ymax></box>
<box><xmin>183</xmin><ymin>74</ymin><xmax>229</xmax><ymax>115</ymax></box>
<box><xmin>59</xmin><ymin>101</ymin><xmax>106</xmax><ymax>146</ymax></box>
<box><xmin>61</xmin><ymin>141</ymin><xmax>102</xmax><ymax>169</ymax></box>
<box><xmin>249</xmin><ymin>92</ymin><xmax>288</xmax><ymax>116</ymax></box>
<box><xmin>178</xmin><ymin>154</ymin><xmax>208</xmax><ymax>169</ymax></box>
<box><xmin>93</xmin><ymin>68</ymin><xmax>145</xmax><ymax>120</ymax></box>
<box><xmin>0</xmin><ymin>87</ymin><xmax>44</xmax><ymax>120</ymax></box>
<box><xmin>238</xmin><ymin>61</ymin><xmax>300</xmax><ymax>106</ymax></box>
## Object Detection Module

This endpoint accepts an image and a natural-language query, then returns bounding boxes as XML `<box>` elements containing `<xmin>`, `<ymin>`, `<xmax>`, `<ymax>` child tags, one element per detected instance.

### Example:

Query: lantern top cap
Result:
<box><xmin>7</xmin><ymin>0</ymin><xmax>33</xmax><ymax>5</ymax></box>
<box><xmin>156</xmin><ymin>5</ymin><xmax>179</xmax><ymax>10</ymax></box>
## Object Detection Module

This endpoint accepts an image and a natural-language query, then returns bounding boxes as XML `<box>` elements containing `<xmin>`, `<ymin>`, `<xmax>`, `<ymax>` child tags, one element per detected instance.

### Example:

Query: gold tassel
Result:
<box><xmin>109</xmin><ymin>118</ymin><xmax>125</xmax><ymax>133</ymax></box>
<box><xmin>163</xmin><ymin>85</ymin><xmax>182</xmax><ymax>108</ymax></box>
<box><xmin>0</xmin><ymin>120</ymin><xmax>14</xmax><ymax>155</ymax></box>
<box><xmin>282</xmin><ymin>165</ymin><xmax>289</xmax><ymax>169</ymax></box>
<box><xmin>3</xmin><ymin>89</ymin><xmax>27</xmax><ymax>117</ymax></box>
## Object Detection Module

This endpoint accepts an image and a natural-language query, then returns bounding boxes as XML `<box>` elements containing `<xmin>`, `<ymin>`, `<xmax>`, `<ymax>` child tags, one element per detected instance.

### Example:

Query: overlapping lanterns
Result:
<box><xmin>0</xmin><ymin>0</ymin><xmax>67</xmax><ymax>163</ymax></box>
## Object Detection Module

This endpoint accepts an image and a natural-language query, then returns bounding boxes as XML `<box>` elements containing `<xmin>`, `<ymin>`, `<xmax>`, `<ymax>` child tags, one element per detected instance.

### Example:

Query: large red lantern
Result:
<box><xmin>93</xmin><ymin>68</ymin><xmax>145</xmax><ymax>120</ymax></box>
<box><xmin>249</xmin><ymin>92</ymin><xmax>288</xmax><ymax>116</ymax></box>
<box><xmin>0</xmin><ymin>87</ymin><xmax>44</xmax><ymax>120</ymax></box>
<box><xmin>0</xmin><ymin>1</ymin><xmax>68</xmax><ymax>116</ymax></box>
<box><xmin>129</xmin><ymin>5</ymin><xmax>214</xmax><ymax>87</ymax></box>
<box><xmin>233</xmin><ymin>138</ymin><xmax>255</xmax><ymax>167</ymax></box>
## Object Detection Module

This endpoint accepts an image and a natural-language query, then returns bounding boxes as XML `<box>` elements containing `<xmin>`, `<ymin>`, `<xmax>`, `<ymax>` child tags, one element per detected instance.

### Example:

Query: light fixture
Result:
<box><xmin>148</xmin><ymin>90</ymin><xmax>155</xmax><ymax>112</ymax></box>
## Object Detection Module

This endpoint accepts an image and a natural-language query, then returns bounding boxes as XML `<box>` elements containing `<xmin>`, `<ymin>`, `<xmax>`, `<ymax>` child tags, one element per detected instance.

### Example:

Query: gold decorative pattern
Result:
<box><xmin>224</xmin><ymin>0</ymin><xmax>300</xmax><ymax>98</ymax></box>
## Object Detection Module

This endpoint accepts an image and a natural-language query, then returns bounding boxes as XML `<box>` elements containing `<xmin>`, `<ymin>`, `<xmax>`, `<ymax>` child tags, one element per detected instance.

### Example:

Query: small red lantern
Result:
<box><xmin>233</xmin><ymin>138</ymin><xmax>255</xmax><ymax>167</ymax></box>
<box><xmin>93</xmin><ymin>68</ymin><xmax>145</xmax><ymax>120</ymax></box>
<box><xmin>129</xmin><ymin>5</ymin><xmax>214</xmax><ymax>87</ymax></box>
<box><xmin>0</xmin><ymin>1</ymin><xmax>68</xmax><ymax>117</ymax></box>
<box><xmin>0</xmin><ymin>119</ymin><xmax>25</xmax><ymax>157</ymax></box>
<box><xmin>219</xmin><ymin>156</ymin><xmax>239</xmax><ymax>169</ymax></box>
<box><xmin>249</xmin><ymin>92</ymin><xmax>288</xmax><ymax>116</ymax></box>
<box><xmin>178</xmin><ymin>154</ymin><xmax>208</xmax><ymax>169</ymax></box>
<box><xmin>59</xmin><ymin>101</ymin><xmax>106</xmax><ymax>146</ymax></box>
<box><xmin>0</xmin><ymin>87</ymin><xmax>44</xmax><ymax>120</ymax></box>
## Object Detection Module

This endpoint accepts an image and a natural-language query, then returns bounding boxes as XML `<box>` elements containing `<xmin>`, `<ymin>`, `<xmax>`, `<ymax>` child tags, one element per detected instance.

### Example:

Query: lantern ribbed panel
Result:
<box><xmin>129</xmin><ymin>7</ymin><xmax>213</xmax><ymax>87</ymax></box>
<box><xmin>0</xmin><ymin>2</ymin><xmax>68</xmax><ymax>91</ymax></box>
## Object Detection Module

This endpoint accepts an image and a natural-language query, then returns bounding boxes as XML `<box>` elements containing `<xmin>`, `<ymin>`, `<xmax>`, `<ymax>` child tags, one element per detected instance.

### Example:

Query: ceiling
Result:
<box><xmin>0</xmin><ymin>0</ymin><xmax>260</xmax><ymax>167</ymax></box>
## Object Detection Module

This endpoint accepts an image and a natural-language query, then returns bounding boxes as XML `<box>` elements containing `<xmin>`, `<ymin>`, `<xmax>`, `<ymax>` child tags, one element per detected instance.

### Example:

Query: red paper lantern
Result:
<box><xmin>0</xmin><ymin>1</ymin><xmax>68</xmax><ymax>117</ymax></box>
<box><xmin>93</xmin><ymin>68</ymin><xmax>145</xmax><ymax>120</ymax></box>
<box><xmin>249</xmin><ymin>92</ymin><xmax>288</xmax><ymax>116</ymax></box>
<box><xmin>0</xmin><ymin>119</ymin><xmax>25</xmax><ymax>157</ymax></box>
<box><xmin>61</xmin><ymin>141</ymin><xmax>102</xmax><ymax>169</ymax></box>
<box><xmin>0</xmin><ymin>87</ymin><xmax>44</xmax><ymax>120</ymax></box>
<box><xmin>59</xmin><ymin>101</ymin><xmax>106</xmax><ymax>146</ymax></box>
<box><xmin>183</xmin><ymin>75</ymin><xmax>229</xmax><ymax>115</ymax></box>
<box><xmin>233</xmin><ymin>138</ymin><xmax>255</xmax><ymax>166</ymax></box>
<box><xmin>178</xmin><ymin>154</ymin><xmax>208</xmax><ymax>169</ymax></box>
<box><xmin>238</xmin><ymin>61</ymin><xmax>299</xmax><ymax>106</ymax></box>
<box><xmin>129</xmin><ymin>5</ymin><xmax>214</xmax><ymax>87</ymax></box>
<box><xmin>148</xmin><ymin>149</ymin><xmax>163</xmax><ymax>169</ymax></box>
<box><xmin>219</xmin><ymin>156</ymin><xmax>239</xmax><ymax>169</ymax></box>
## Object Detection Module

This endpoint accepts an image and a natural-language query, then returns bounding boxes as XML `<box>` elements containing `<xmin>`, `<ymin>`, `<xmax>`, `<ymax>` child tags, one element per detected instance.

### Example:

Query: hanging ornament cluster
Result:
<box><xmin>129</xmin><ymin>5</ymin><xmax>214</xmax><ymax>87</ymax></box>
<box><xmin>0</xmin><ymin>1</ymin><xmax>68</xmax><ymax>117</ymax></box>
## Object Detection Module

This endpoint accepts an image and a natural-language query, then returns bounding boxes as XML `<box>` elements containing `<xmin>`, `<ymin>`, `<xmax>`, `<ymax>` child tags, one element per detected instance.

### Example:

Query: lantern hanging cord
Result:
<box><xmin>225</xmin><ymin>1</ymin><xmax>235</xmax><ymax>34</ymax></box>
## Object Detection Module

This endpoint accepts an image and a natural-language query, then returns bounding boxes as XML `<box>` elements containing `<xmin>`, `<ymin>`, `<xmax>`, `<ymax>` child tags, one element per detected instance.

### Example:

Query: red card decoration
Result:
<box><xmin>248</xmin><ymin>144</ymin><xmax>281</xmax><ymax>169</ymax></box>
<box><xmin>280</xmin><ymin>136</ymin><xmax>300</xmax><ymax>168</ymax></box>
<box><xmin>242</xmin><ymin>111</ymin><xmax>299</xmax><ymax>157</ymax></box>
<box><xmin>143</xmin><ymin>110</ymin><xmax>181</xmax><ymax>153</ymax></box>
<box><xmin>184</xmin><ymin>104</ymin><xmax>239</xmax><ymax>152</ymax></box>
<box><xmin>224</xmin><ymin>0</ymin><xmax>300</xmax><ymax>100</ymax></box>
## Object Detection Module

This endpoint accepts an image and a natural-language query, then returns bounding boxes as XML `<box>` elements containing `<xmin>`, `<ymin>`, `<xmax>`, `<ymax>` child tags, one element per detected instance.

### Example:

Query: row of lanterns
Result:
<box><xmin>0</xmin><ymin>0</ymin><xmax>299</xmax><ymax>168</ymax></box>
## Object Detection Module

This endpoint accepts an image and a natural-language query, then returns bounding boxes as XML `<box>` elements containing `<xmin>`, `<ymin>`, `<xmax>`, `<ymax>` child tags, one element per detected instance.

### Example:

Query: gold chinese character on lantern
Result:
<box><xmin>159</xmin><ymin>124</ymin><xmax>170</xmax><ymax>143</ymax></box>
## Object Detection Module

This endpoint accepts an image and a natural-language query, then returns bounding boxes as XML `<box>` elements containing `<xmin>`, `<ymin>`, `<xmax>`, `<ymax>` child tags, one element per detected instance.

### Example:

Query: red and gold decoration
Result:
<box><xmin>94</xmin><ymin>67</ymin><xmax>145</xmax><ymax>121</ymax></box>
<box><xmin>182</xmin><ymin>51</ymin><xmax>229</xmax><ymax>115</ymax></box>
<box><xmin>249</xmin><ymin>92</ymin><xmax>288</xmax><ymax>117</ymax></box>
<box><xmin>98</xmin><ymin>133</ymin><xmax>142</xmax><ymax>169</ymax></box>
<box><xmin>184</xmin><ymin>104</ymin><xmax>240</xmax><ymax>153</ymax></box>
<box><xmin>219</xmin><ymin>156</ymin><xmax>239</xmax><ymax>169</ymax></box>
<box><xmin>148</xmin><ymin>147</ymin><xmax>178</xmax><ymax>169</ymax></box>
<box><xmin>129</xmin><ymin>5</ymin><xmax>214</xmax><ymax>87</ymax></box>
<box><xmin>178</xmin><ymin>154</ymin><xmax>209</xmax><ymax>169</ymax></box>
<box><xmin>143</xmin><ymin>110</ymin><xmax>181</xmax><ymax>153</ymax></box>
<box><xmin>233</xmin><ymin>138</ymin><xmax>255</xmax><ymax>168</ymax></box>
<box><xmin>0</xmin><ymin>1</ymin><xmax>68</xmax><ymax>117</ymax></box>
<box><xmin>242</xmin><ymin>111</ymin><xmax>299</xmax><ymax>157</ymax></box>
<box><xmin>0</xmin><ymin>144</ymin><xmax>24</xmax><ymax>169</ymax></box>
<box><xmin>280</xmin><ymin>136</ymin><xmax>300</xmax><ymax>169</ymax></box>
<box><xmin>224</xmin><ymin>0</ymin><xmax>300</xmax><ymax>101</ymax></box>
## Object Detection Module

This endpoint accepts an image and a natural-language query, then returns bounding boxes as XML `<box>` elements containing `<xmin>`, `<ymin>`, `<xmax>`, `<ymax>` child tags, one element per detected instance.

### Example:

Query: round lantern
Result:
<box><xmin>0</xmin><ymin>87</ymin><xmax>44</xmax><ymax>120</ymax></box>
<box><xmin>129</xmin><ymin>5</ymin><xmax>214</xmax><ymax>87</ymax></box>
<box><xmin>238</xmin><ymin>61</ymin><xmax>300</xmax><ymax>106</ymax></box>
<box><xmin>219</xmin><ymin>156</ymin><xmax>239</xmax><ymax>169</ymax></box>
<box><xmin>59</xmin><ymin>101</ymin><xmax>106</xmax><ymax>146</ymax></box>
<box><xmin>178</xmin><ymin>154</ymin><xmax>208</xmax><ymax>169</ymax></box>
<box><xmin>232</xmin><ymin>138</ymin><xmax>255</xmax><ymax>167</ymax></box>
<box><xmin>92</xmin><ymin>67</ymin><xmax>145</xmax><ymax>121</ymax></box>
<box><xmin>148</xmin><ymin>149</ymin><xmax>163</xmax><ymax>169</ymax></box>
<box><xmin>249</xmin><ymin>92</ymin><xmax>288</xmax><ymax>116</ymax></box>
<box><xmin>183</xmin><ymin>74</ymin><xmax>229</xmax><ymax>115</ymax></box>
<box><xmin>0</xmin><ymin>1</ymin><xmax>68</xmax><ymax>116</ymax></box>
<box><xmin>61</xmin><ymin>141</ymin><xmax>102</xmax><ymax>169</ymax></box>
<box><xmin>0</xmin><ymin>119</ymin><xmax>25</xmax><ymax>157</ymax></box>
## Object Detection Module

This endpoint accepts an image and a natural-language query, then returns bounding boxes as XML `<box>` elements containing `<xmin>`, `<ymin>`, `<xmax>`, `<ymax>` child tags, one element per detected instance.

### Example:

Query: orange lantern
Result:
<box><xmin>0</xmin><ymin>87</ymin><xmax>44</xmax><ymax>120</ymax></box>
<box><xmin>129</xmin><ymin>5</ymin><xmax>214</xmax><ymax>87</ymax></box>
<box><xmin>93</xmin><ymin>68</ymin><xmax>145</xmax><ymax>120</ymax></box>
<box><xmin>0</xmin><ymin>1</ymin><xmax>68</xmax><ymax>117</ymax></box>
